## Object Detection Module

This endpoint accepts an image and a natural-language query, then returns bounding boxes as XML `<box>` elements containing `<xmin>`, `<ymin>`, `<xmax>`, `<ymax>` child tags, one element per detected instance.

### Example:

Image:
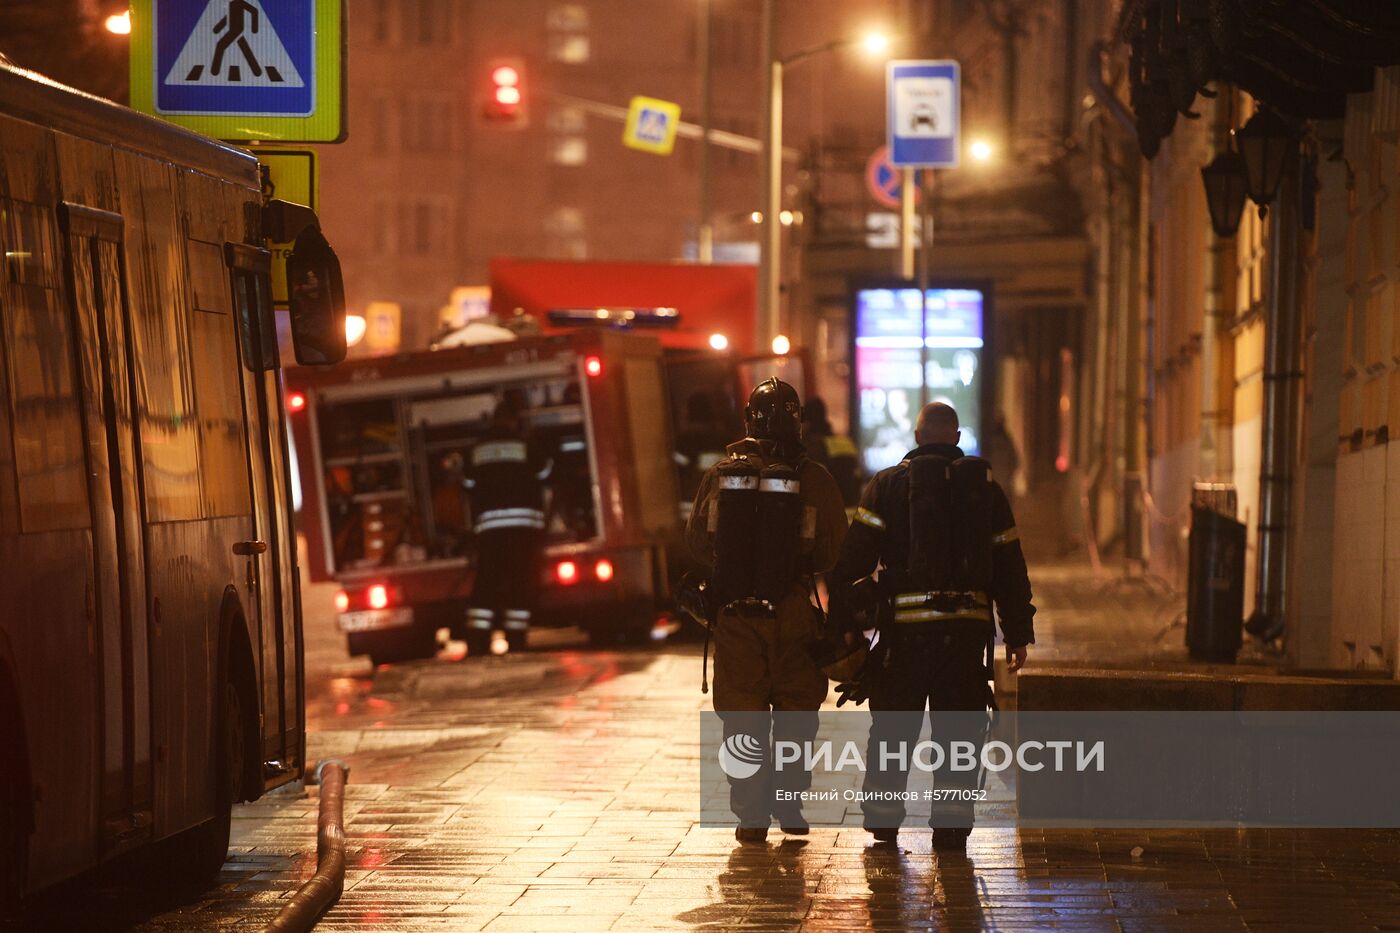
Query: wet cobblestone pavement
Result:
<box><xmin>19</xmin><ymin>562</ymin><xmax>1400</xmax><ymax>931</ymax></box>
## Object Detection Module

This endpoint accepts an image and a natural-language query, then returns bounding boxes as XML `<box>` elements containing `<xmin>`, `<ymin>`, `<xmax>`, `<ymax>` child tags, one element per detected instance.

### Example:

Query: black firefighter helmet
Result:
<box><xmin>744</xmin><ymin>378</ymin><xmax>802</xmax><ymax>444</ymax></box>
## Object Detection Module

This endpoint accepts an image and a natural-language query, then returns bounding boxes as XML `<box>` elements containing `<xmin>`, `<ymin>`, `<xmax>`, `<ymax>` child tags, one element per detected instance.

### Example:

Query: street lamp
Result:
<box><xmin>758</xmin><ymin>22</ymin><xmax>893</xmax><ymax>348</ymax></box>
<box><xmin>1201</xmin><ymin>150</ymin><xmax>1249</xmax><ymax>238</ymax></box>
<box><xmin>1235</xmin><ymin>108</ymin><xmax>1294</xmax><ymax>212</ymax></box>
<box><xmin>968</xmin><ymin>138</ymin><xmax>994</xmax><ymax>163</ymax></box>
<box><xmin>104</xmin><ymin>10</ymin><xmax>131</xmax><ymax>35</ymax></box>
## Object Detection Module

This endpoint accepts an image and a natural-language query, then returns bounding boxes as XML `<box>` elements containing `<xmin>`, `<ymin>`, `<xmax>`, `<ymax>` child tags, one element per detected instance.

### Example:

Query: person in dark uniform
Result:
<box><xmin>686</xmin><ymin>379</ymin><xmax>848</xmax><ymax>844</ymax></box>
<box><xmin>828</xmin><ymin>402</ymin><xmax>1034</xmax><ymax>851</ymax></box>
<box><xmin>464</xmin><ymin>397</ymin><xmax>551</xmax><ymax>655</ymax></box>
<box><xmin>801</xmin><ymin>396</ymin><xmax>863</xmax><ymax>512</ymax></box>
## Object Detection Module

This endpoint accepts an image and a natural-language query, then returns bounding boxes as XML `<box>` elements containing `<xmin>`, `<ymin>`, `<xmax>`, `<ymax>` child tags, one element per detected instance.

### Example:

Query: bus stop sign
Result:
<box><xmin>886</xmin><ymin>60</ymin><xmax>959</xmax><ymax>168</ymax></box>
<box><xmin>129</xmin><ymin>0</ymin><xmax>345</xmax><ymax>143</ymax></box>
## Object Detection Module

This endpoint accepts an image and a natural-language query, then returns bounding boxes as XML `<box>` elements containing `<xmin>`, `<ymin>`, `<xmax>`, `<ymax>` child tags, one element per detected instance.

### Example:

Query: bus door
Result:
<box><xmin>58</xmin><ymin>202</ymin><xmax>154</xmax><ymax>853</ymax></box>
<box><xmin>225</xmin><ymin>243</ymin><xmax>299</xmax><ymax>777</ymax></box>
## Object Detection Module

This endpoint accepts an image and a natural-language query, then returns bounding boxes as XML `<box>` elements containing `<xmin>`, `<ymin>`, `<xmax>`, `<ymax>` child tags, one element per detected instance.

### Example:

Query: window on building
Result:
<box><xmin>399</xmin><ymin>200</ymin><xmax>451</xmax><ymax>256</ymax></box>
<box><xmin>402</xmin><ymin>0</ymin><xmax>453</xmax><ymax>46</ymax></box>
<box><xmin>547</xmin><ymin>3</ymin><xmax>590</xmax><ymax>63</ymax></box>
<box><xmin>399</xmin><ymin>95</ymin><xmax>453</xmax><ymax>154</ymax></box>
<box><xmin>547</xmin><ymin>106</ymin><xmax>586</xmax><ymax>134</ymax></box>
<box><xmin>368</xmin><ymin>0</ymin><xmax>392</xmax><ymax>44</ymax></box>
<box><xmin>551</xmin><ymin>137</ymin><xmax>588</xmax><ymax>167</ymax></box>
<box><xmin>369</xmin><ymin>96</ymin><xmax>392</xmax><ymax>154</ymax></box>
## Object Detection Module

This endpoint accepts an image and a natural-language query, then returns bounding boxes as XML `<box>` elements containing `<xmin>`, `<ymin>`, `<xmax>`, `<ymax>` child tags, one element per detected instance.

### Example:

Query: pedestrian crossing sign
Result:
<box><xmin>623</xmin><ymin>96</ymin><xmax>681</xmax><ymax>155</ymax></box>
<box><xmin>128</xmin><ymin>0</ymin><xmax>345</xmax><ymax>143</ymax></box>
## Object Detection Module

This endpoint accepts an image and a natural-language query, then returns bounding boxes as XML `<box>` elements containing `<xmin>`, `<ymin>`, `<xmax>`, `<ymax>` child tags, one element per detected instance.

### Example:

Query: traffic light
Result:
<box><xmin>482</xmin><ymin>59</ymin><xmax>527</xmax><ymax>127</ymax></box>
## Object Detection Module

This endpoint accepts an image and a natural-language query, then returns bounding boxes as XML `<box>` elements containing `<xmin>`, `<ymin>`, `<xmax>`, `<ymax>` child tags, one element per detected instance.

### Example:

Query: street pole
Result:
<box><xmin>757</xmin><ymin>0</ymin><xmax>778</xmax><ymax>349</ymax></box>
<box><xmin>697</xmin><ymin>0</ymin><xmax>714</xmax><ymax>264</ymax></box>
<box><xmin>899</xmin><ymin>166</ymin><xmax>916</xmax><ymax>279</ymax></box>
<box><xmin>918</xmin><ymin>168</ymin><xmax>933</xmax><ymax>410</ymax></box>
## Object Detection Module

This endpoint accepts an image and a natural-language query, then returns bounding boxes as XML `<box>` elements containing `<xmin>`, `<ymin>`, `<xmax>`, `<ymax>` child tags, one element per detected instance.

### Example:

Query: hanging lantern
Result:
<box><xmin>1235</xmin><ymin>108</ymin><xmax>1294</xmax><ymax>208</ymax></box>
<box><xmin>1201</xmin><ymin>150</ymin><xmax>1249</xmax><ymax>237</ymax></box>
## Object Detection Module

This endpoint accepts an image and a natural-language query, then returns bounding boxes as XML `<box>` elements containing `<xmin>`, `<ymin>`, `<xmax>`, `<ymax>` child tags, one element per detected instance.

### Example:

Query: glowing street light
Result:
<box><xmin>771</xmin><ymin>334</ymin><xmax>791</xmax><ymax>355</ymax></box>
<box><xmin>345</xmin><ymin>314</ymin><xmax>367</xmax><ymax>347</ymax></box>
<box><xmin>709</xmin><ymin>333</ymin><xmax>729</xmax><ymax>351</ymax></box>
<box><xmin>861</xmin><ymin>32</ymin><xmax>891</xmax><ymax>56</ymax></box>
<box><xmin>104</xmin><ymin>10</ymin><xmax>131</xmax><ymax>35</ymax></box>
<box><xmin>968</xmin><ymin>138</ymin><xmax>994</xmax><ymax>163</ymax></box>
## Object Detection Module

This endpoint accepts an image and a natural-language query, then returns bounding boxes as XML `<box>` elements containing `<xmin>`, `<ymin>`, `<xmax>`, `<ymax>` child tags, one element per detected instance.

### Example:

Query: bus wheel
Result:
<box><xmin>350</xmin><ymin>628</ymin><xmax>437</xmax><ymax>667</ymax></box>
<box><xmin>170</xmin><ymin>673</ymin><xmax>242</xmax><ymax>887</ymax></box>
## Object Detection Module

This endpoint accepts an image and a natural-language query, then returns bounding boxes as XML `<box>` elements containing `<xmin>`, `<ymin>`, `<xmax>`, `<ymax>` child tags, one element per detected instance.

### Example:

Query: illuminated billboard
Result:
<box><xmin>852</xmin><ymin>286</ymin><xmax>987</xmax><ymax>474</ymax></box>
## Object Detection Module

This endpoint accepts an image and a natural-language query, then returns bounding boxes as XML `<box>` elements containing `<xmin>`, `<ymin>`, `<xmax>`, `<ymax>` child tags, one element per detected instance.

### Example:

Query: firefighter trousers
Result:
<box><xmin>861</xmin><ymin>623</ymin><xmax>992</xmax><ymax>830</ymax></box>
<box><xmin>711</xmin><ymin>593</ymin><xmax>828</xmax><ymax>828</ymax></box>
<box><xmin>466</xmin><ymin>527</ymin><xmax>541</xmax><ymax>652</ymax></box>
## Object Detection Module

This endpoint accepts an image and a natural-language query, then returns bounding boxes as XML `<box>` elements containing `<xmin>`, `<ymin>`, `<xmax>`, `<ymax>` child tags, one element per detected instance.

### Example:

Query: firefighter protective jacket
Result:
<box><xmin>829</xmin><ymin>442</ymin><xmax>1035</xmax><ymax>647</ymax></box>
<box><xmin>465</xmin><ymin>425</ymin><xmax>551</xmax><ymax>534</ymax></box>
<box><xmin>685</xmin><ymin>437</ymin><xmax>848</xmax><ymax>597</ymax></box>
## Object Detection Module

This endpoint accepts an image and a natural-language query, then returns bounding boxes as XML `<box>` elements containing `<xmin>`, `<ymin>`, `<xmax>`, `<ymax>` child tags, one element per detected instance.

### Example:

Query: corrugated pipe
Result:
<box><xmin>264</xmin><ymin>759</ymin><xmax>350</xmax><ymax>933</ymax></box>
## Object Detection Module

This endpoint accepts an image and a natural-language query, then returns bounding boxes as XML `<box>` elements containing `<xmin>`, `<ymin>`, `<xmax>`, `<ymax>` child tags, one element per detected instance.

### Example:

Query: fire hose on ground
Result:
<box><xmin>264</xmin><ymin>759</ymin><xmax>350</xmax><ymax>933</ymax></box>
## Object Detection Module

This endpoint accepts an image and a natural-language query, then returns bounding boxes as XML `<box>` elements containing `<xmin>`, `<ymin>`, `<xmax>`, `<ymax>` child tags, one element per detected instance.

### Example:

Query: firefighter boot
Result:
<box><xmin>932</xmin><ymin>827</ymin><xmax>972</xmax><ymax>852</ymax></box>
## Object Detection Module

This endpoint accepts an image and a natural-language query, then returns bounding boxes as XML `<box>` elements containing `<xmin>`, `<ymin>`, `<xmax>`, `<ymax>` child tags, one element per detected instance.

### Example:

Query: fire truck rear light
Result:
<box><xmin>334</xmin><ymin>590</ymin><xmax>350</xmax><ymax>613</ymax></box>
<box><xmin>287</xmin><ymin>391</ymin><xmax>307</xmax><ymax>413</ymax></box>
<box><xmin>556</xmin><ymin>561</ymin><xmax>579</xmax><ymax>584</ymax></box>
<box><xmin>584</xmin><ymin>355</ymin><xmax>603</xmax><ymax>378</ymax></box>
<box><xmin>594</xmin><ymin>558</ymin><xmax>614</xmax><ymax>582</ymax></box>
<box><xmin>367</xmin><ymin>583</ymin><xmax>390</xmax><ymax>609</ymax></box>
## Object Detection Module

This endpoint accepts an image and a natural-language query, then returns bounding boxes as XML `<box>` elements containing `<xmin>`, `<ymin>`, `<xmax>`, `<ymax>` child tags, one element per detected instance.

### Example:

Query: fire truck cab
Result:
<box><xmin>287</xmin><ymin>331</ymin><xmax>679</xmax><ymax>663</ymax></box>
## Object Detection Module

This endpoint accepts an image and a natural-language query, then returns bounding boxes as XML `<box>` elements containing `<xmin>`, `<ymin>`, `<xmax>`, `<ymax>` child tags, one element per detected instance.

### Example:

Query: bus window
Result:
<box><xmin>231</xmin><ymin>267</ymin><xmax>278</xmax><ymax>372</ymax></box>
<box><xmin>1</xmin><ymin>199</ymin><xmax>88</xmax><ymax>532</ymax></box>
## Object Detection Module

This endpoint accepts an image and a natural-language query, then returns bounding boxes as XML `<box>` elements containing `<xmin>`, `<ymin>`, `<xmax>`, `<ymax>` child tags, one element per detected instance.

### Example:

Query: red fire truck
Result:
<box><xmin>286</xmin><ymin>331</ymin><xmax>681</xmax><ymax>663</ymax></box>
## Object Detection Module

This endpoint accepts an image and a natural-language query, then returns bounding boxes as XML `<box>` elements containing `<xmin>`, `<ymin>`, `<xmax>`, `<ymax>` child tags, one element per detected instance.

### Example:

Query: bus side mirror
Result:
<box><xmin>287</xmin><ymin>225</ymin><xmax>348</xmax><ymax>365</ymax></box>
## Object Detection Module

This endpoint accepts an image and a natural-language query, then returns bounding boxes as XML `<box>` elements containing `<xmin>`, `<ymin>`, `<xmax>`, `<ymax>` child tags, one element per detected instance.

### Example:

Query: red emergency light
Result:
<box><xmin>584</xmin><ymin>355</ymin><xmax>603</xmax><ymax>378</ymax></box>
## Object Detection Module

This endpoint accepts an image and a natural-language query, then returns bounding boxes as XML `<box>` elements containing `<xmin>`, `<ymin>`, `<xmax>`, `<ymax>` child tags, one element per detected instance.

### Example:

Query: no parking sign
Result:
<box><xmin>865</xmin><ymin>147</ymin><xmax>924</xmax><ymax>209</ymax></box>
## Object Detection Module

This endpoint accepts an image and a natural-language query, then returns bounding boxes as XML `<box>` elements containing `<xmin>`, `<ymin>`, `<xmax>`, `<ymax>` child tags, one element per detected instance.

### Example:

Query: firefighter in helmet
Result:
<box><xmin>463</xmin><ymin>394</ymin><xmax>552</xmax><ymax>655</ymax></box>
<box><xmin>828</xmin><ymin>402</ymin><xmax>1034</xmax><ymax>852</ymax></box>
<box><xmin>685</xmin><ymin>378</ymin><xmax>849</xmax><ymax>844</ymax></box>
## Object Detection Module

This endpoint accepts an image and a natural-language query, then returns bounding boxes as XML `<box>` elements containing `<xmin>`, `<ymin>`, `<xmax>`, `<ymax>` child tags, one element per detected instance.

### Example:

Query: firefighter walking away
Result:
<box><xmin>463</xmin><ymin>396</ymin><xmax>552</xmax><ymax>655</ymax></box>
<box><xmin>828</xmin><ymin>402</ymin><xmax>1034</xmax><ymax>852</ymax></box>
<box><xmin>686</xmin><ymin>378</ymin><xmax>848</xmax><ymax>844</ymax></box>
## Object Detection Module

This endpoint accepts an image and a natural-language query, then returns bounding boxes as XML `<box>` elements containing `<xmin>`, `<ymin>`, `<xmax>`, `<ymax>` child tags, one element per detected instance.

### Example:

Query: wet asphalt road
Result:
<box><xmin>16</xmin><ymin>571</ymin><xmax>1400</xmax><ymax>931</ymax></box>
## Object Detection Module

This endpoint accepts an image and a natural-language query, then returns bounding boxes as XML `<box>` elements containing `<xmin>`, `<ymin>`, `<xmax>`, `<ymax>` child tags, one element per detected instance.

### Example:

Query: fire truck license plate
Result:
<box><xmin>339</xmin><ymin>608</ymin><xmax>414</xmax><ymax>633</ymax></box>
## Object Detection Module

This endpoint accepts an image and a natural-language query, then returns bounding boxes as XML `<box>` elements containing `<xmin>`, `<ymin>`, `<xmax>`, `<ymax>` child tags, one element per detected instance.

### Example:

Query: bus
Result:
<box><xmin>0</xmin><ymin>60</ymin><xmax>345</xmax><ymax>909</ymax></box>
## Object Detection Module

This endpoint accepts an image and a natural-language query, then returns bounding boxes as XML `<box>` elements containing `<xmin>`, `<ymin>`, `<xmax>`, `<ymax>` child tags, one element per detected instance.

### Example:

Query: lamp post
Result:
<box><xmin>757</xmin><ymin>26</ymin><xmax>891</xmax><ymax>349</ymax></box>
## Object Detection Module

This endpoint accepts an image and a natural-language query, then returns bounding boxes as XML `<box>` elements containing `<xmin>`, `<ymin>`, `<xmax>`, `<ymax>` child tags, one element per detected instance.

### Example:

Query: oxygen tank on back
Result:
<box><xmin>907</xmin><ymin>454</ymin><xmax>954</xmax><ymax>590</ymax></box>
<box><xmin>711</xmin><ymin>455</ymin><xmax>761</xmax><ymax>606</ymax></box>
<box><xmin>948</xmin><ymin>456</ymin><xmax>994</xmax><ymax>591</ymax></box>
<box><xmin>754</xmin><ymin>460</ymin><xmax>803</xmax><ymax>603</ymax></box>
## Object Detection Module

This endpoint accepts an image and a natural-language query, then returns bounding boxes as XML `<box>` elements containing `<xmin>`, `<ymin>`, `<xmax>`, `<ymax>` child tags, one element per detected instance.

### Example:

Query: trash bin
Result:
<box><xmin>1186</xmin><ymin>485</ymin><xmax>1246</xmax><ymax>663</ymax></box>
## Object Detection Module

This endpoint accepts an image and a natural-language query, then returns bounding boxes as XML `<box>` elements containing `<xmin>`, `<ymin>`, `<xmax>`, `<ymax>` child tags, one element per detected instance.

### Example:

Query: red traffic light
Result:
<box><xmin>483</xmin><ymin>60</ymin><xmax>526</xmax><ymax>126</ymax></box>
<box><xmin>584</xmin><ymin>355</ymin><xmax>603</xmax><ymax>378</ymax></box>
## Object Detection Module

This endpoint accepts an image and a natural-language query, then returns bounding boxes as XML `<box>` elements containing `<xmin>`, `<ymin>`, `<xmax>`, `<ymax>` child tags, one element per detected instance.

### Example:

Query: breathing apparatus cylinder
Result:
<box><xmin>907</xmin><ymin>454</ymin><xmax>954</xmax><ymax>590</ymax></box>
<box><xmin>711</xmin><ymin>456</ymin><xmax>761</xmax><ymax>606</ymax></box>
<box><xmin>754</xmin><ymin>460</ymin><xmax>803</xmax><ymax>604</ymax></box>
